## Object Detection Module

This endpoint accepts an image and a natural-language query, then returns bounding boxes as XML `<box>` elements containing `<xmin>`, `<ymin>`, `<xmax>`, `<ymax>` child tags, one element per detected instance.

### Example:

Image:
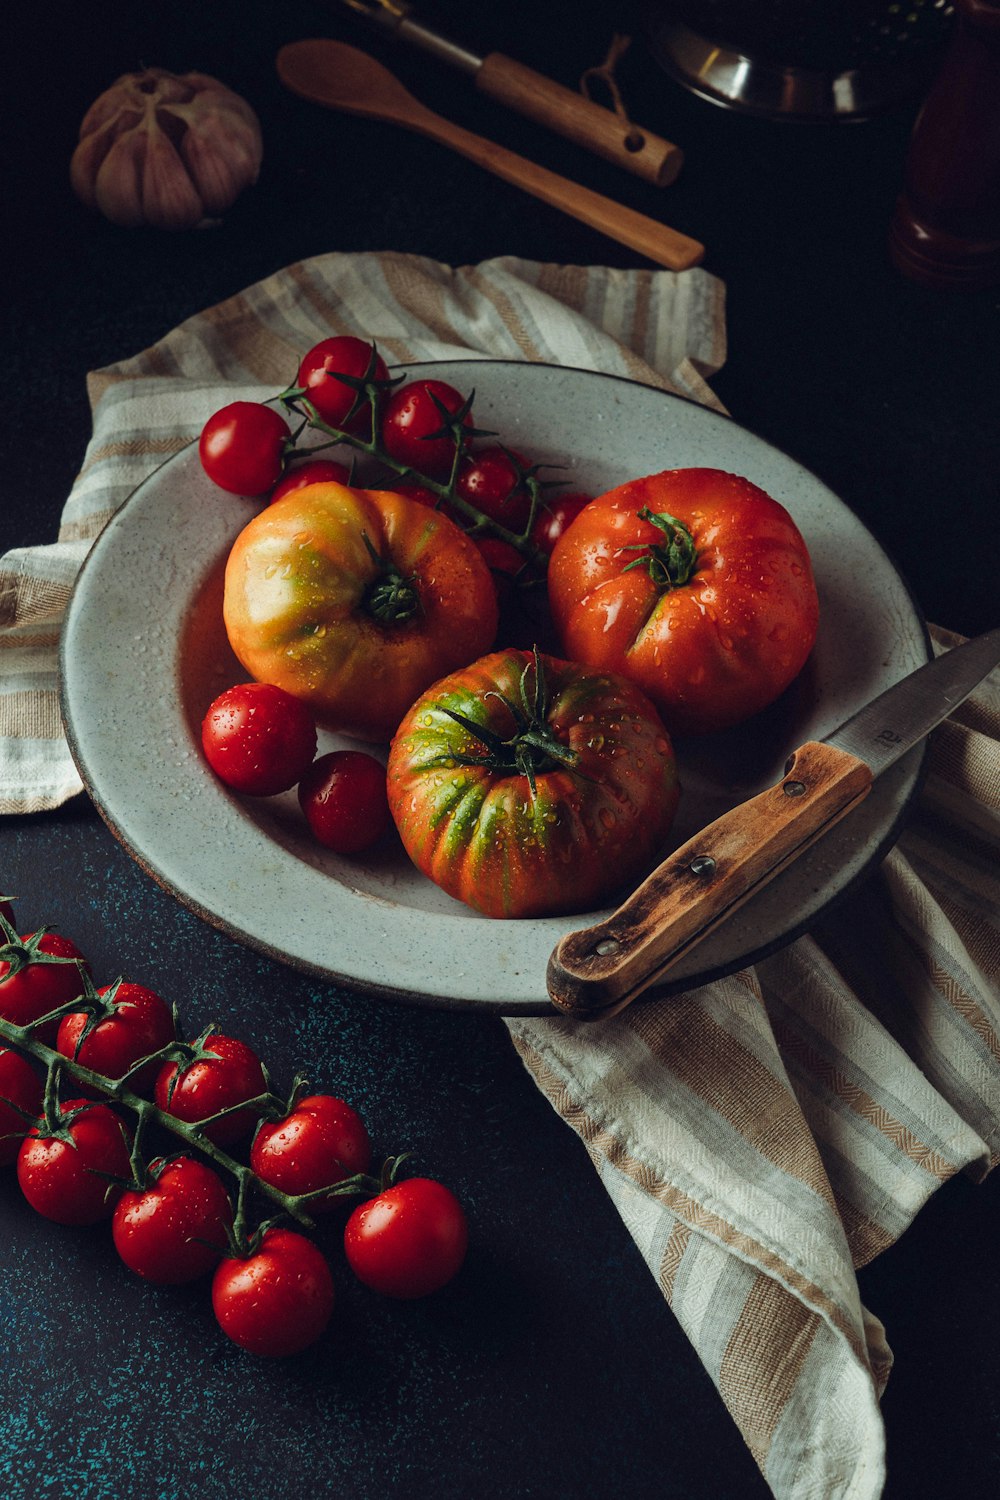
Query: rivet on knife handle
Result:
<box><xmin>546</xmin><ymin>742</ymin><xmax>874</xmax><ymax>1021</ymax></box>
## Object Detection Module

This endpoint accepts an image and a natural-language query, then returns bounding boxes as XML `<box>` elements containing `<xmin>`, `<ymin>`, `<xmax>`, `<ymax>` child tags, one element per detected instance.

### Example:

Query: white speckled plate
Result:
<box><xmin>61</xmin><ymin>362</ymin><xmax>929</xmax><ymax>1013</ymax></box>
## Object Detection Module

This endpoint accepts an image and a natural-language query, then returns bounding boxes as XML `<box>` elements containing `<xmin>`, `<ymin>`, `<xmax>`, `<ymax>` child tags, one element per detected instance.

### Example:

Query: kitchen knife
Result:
<box><xmin>337</xmin><ymin>0</ymin><xmax>684</xmax><ymax>185</ymax></box>
<box><xmin>547</xmin><ymin>626</ymin><xmax>1000</xmax><ymax>1020</ymax></box>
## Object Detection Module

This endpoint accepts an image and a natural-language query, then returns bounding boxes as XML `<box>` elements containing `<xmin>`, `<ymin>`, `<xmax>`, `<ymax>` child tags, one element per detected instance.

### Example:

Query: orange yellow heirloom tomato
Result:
<box><xmin>222</xmin><ymin>482</ymin><xmax>500</xmax><ymax>741</ymax></box>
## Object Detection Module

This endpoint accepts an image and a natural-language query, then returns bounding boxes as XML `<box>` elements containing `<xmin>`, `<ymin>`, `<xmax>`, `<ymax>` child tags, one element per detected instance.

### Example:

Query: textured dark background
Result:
<box><xmin>4</xmin><ymin>2</ymin><xmax>999</xmax><ymax>1497</ymax></box>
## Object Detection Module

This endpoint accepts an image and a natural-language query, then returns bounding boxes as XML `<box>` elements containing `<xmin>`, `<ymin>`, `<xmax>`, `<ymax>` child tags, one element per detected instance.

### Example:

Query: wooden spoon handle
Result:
<box><xmin>475</xmin><ymin>53</ymin><xmax>684</xmax><ymax>187</ymax></box>
<box><xmin>546</xmin><ymin>742</ymin><xmax>874</xmax><ymax>1020</ymax></box>
<box><xmin>407</xmin><ymin>102</ymin><xmax>703</xmax><ymax>271</ymax></box>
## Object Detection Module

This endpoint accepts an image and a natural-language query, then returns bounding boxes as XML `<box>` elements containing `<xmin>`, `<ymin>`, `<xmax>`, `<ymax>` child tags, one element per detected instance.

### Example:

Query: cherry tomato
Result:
<box><xmin>547</xmin><ymin>469</ymin><xmax>820</xmax><ymax>736</ymax></box>
<box><xmin>212</xmin><ymin>1227</ymin><xmax>335</xmax><ymax>1357</ymax></box>
<box><xmin>223</xmin><ymin>484</ymin><xmax>499</xmax><ymax>740</ymax></box>
<box><xmin>380</xmin><ymin>379</ymin><xmax>473</xmax><ymax>477</ymax></box>
<box><xmin>530</xmin><ymin>491</ymin><xmax>593</xmax><ymax>555</ymax></box>
<box><xmin>57</xmin><ymin>981</ymin><xmax>175</xmax><ymax>1094</ymax></box>
<box><xmin>199</xmin><ymin>402</ymin><xmax>290</xmax><ymax>496</ymax></box>
<box><xmin>344</xmin><ymin>1177</ymin><xmax>468</xmax><ymax>1299</ymax></box>
<box><xmin>296</xmin><ymin>336</ymin><xmax>388</xmax><ymax>433</ymax></box>
<box><xmin>201</xmin><ymin>682</ymin><xmax>317</xmax><ymax>796</ymax></box>
<box><xmin>0</xmin><ymin>930</ymin><xmax>90</xmax><ymax>1043</ymax></box>
<box><xmin>456</xmin><ymin>447</ymin><xmax>531</xmax><ymax>532</ymax></box>
<box><xmin>155</xmin><ymin>1033</ymin><xmax>267</xmax><ymax>1146</ymax></box>
<box><xmin>269</xmin><ymin>458</ymin><xmax>351</xmax><ymax>504</ymax></box>
<box><xmin>297</xmin><ymin>751</ymin><xmax>391</xmax><ymax>853</ymax></box>
<box><xmin>250</xmin><ymin>1094</ymin><xmax>371</xmax><ymax>1210</ymax></box>
<box><xmin>391</xmin><ymin>481</ymin><xmax>441</xmax><ymax>509</ymax></box>
<box><xmin>112</xmin><ymin>1156</ymin><xmax>233</xmax><ymax>1283</ymax></box>
<box><xmin>0</xmin><ymin>1049</ymin><xmax>43</xmax><ymax>1167</ymax></box>
<box><xmin>17</xmin><ymin>1100</ymin><xmax>132</xmax><ymax>1225</ymax></box>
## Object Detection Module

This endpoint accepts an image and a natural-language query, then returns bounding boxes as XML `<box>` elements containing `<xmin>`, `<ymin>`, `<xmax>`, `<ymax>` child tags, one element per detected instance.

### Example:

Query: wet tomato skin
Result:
<box><xmin>0</xmin><ymin>1049</ymin><xmax>43</xmax><ymax>1166</ymax></box>
<box><xmin>0</xmin><ymin>931</ymin><xmax>90</xmax><ymax>1043</ymax></box>
<box><xmin>155</xmin><ymin>1034</ymin><xmax>268</xmax><ymax>1146</ymax></box>
<box><xmin>17</xmin><ymin>1100</ymin><xmax>132</xmax><ymax>1225</ymax></box>
<box><xmin>250</xmin><ymin>1093</ymin><xmax>372</xmax><ymax>1210</ymax></box>
<box><xmin>57</xmin><ymin>981</ymin><xmax>176</xmax><ymax>1094</ymax></box>
<box><xmin>201</xmin><ymin>682</ymin><xmax>317</xmax><ymax>796</ymax></box>
<box><xmin>344</xmin><ymin>1177</ymin><xmax>468</xmax><ymax>1299</ymax></box>
<box><xmin>112</xmin><ymin>1156</ymin><xmax>234</xmax><ymax>1283</ymax></box>
<box><xmin>212</xmin><ymin>1227</ymin><xmax>335</xmax><ymax>1357</ymax></box>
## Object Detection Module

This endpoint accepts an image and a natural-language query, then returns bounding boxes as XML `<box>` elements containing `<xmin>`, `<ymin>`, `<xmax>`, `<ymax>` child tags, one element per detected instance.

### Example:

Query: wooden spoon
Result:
<box><xmin>276</xmin><ymin>40</ymin><xmax>705</xmax><ymax>272</ymax></box>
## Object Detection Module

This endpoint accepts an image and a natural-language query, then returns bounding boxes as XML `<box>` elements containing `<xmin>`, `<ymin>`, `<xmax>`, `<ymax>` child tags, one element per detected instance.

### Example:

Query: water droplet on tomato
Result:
<box><xmin>599</xmin><ymin>808</ymin><xmax>616</xmax><ymax>830</ymax></box>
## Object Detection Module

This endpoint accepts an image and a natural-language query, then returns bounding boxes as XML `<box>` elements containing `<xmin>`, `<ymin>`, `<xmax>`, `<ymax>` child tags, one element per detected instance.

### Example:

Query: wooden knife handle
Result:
<box><xmin>476</xmin><ymin>53</ymin><xmax>684</xmax><ymax>187</ymax></box>
<box><xmin>546</xmin><ymin>741</ymin><xmax>874</xmax><ymax>1021</ymax></box>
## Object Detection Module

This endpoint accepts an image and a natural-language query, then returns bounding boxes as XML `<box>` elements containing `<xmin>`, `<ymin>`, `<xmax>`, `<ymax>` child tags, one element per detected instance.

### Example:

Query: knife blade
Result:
<box><xmin>336</xmin><ymin>0</ymin><xmax>684</xmax><ymax>185</ymax></box>
<box><xmin>547</xmin><ymin>626</ymin><xmax>1000</xmax><ymax>1020</ymax></box>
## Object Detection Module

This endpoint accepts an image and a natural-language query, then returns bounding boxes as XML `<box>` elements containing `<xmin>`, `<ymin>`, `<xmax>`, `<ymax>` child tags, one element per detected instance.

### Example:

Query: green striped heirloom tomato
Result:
<box><xmin>223</xmin><ymin>483</ymin><xmax>499</xmax><ymax>741</ymax></box>
<box><xmin>386</xmin><ymin>649</ymin><xmax>680</xmax><ymax>918</ymax></box>
<box><xmin>547</xmin><ymin>469</ymin><xmax>819</xmax><ymax>737</ymax></box>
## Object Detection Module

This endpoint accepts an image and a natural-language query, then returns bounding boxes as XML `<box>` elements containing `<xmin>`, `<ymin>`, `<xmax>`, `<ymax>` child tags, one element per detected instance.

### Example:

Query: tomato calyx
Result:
<box><xmin>279</xmin><ymin>342</ymin><xmax>400</xmax><ymax>444</ymax></box>
<box><xmin>0</xmin><ymin>916</ymin><xmax>86</xmax><ymax>985</ymax></box>
<box><xmin>442</xmin><ymin>649</ymin><xmax>580</xmax><ymax>794</ymax></box>
<box><xmin>621</xmin><ymin>508</ymin><xmax>699</xmax><ymax>591</ymax></box>
<box><xmin>360</xmin><ymin>531</ymin><xmax>422</xmax><ymax>625</ymax></box>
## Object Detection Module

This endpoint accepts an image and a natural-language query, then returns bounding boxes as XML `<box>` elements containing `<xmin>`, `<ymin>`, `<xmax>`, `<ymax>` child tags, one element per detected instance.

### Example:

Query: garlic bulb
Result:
<box><xmin>70</xmin><ymin>68</ymin><xmax>263</xmax><ymax>230</ymax></box>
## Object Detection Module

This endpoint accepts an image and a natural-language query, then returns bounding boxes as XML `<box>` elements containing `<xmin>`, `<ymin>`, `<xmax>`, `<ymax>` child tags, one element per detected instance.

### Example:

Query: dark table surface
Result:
<box><xmin>4</xmin><ymin>3</ymin><xmax>999</xmax><ymax>1498</ymax></box>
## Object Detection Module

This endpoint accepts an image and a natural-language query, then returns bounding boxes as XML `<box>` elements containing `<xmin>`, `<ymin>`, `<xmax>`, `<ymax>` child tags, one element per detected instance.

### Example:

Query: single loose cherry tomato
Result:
<box><xmin>297</xmin><ymin>751</ymin><xmax>391</xmax><ymax>853</ymax></box>
<box><xmin>547</xmin><ymin>469</ymin><xmax>820</xmax><ymax>736</ymax></box>
<box><xmin>296</xmin><ymin>336</ymin><xmax>389</xmax><ymax>433</ymax></box>
<box><xmin>456</xmin><ymin>447</ymin><xmax>532</xmax><ymax>532</ymax></box>
<box><xmin>199</xmin><ymin>402</ymin><xmax>290</xmax><ymax>496</ymax></box>
<box><xmin>112</xmin><ymin>1156</ymin><xmax>233</xmax><ymax>1283</ymax></box>
<box><xmin>223</xmin><ymin>483</ymin><xmax>499</xmax><ymax>740</ymax></box>
<box><xmin>0</xmin><ymin>1049</ymin><xmax>43</xmax><ymax>1166</ymax></box>
<box><xmin>530</xmin><ymin>491</ymin><xmax>593</xmax><ymax>555</ymax></box>
<box><xmin>269</xmin><ymin>458</ymin><xmax>351</xmax><ymax>504</ymax></box>
<box><xmin>201</xmin><ymin>682</ymin><xmax>317</xmax><ymax>796</ymax></box>
<box><xmin>212</xmin><ymin>1227</ymin><xmax>335</xmax><ymax>1356</ymax></box>
<box><xmin>155</xmin><ymin>1033</ymin><xmax>267</xmax><ymax>1146</ymax></box>
<box><xmin>380</xmin><ymin>379</ymin><xmax>473</xmax><ymax>477</ymax></box>
<box><xmin>0</xmin><ymin>930</ymin><xmax>90</xmax><ymax>1043</ymax></box>
<box><xmin>250</xmin><ymin>1094</ymin><xmax>371</xmax><ymax>1210</ymax></box>
<box><xmin>57</xmin><ymin>981</ymin><xmax>175</xmax><ymax>1094</ymax></box>
<box><xmin>344</xmin><ymin>1177</ymin><xmax>468</xmax><ymax>1299</ymax></box>
<box><xmin>17</xmin><ymin>1100</ymin><xmax>132</xmax><ymax>1224</ymax></box>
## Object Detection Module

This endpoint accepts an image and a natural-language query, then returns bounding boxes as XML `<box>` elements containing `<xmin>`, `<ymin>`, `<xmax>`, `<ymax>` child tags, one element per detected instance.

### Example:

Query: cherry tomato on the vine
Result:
<box><xmin>0</xmin><ymin>1049</ymin><xmax>43</xmax><ymax>1167</ymax></box>
<box><xmin>212</xmin><ymin>1227</ymin><xmax>335</xmax><ymax>1357</ymax></box>
<box><xmin>456</xmin><ymin>446</ymin><xmax>532</xmax><ymax>532</ymax></box>
<box><xmin>297</xmin><ymin>751</ymin><xmax>391</xmax><ymax>854</ymax></box>
<box><xmin>199</xmin><ymin>402</ymin><xmax>290</xmax><ymax>496</ymax></box>
<box><xmin>155</xmin><ymin>1033</ymin><xmax>268</xmax><ymax>1146</ymax></box>
<box><xmin>57</xmin><ymin>981</ymin><xmax>175</xmax><ymax>1094</ymax></box>
<box><xmin>295</xmin><ymin>336</ymin><xmax>388</xmax><ymax>433</ymax></box>
<box><xmin>269</xmin><ymin>458</ymin><xmax>351</xmax><ymax>504</ymax></box>
<box><xmin>112</xmin><ymin>1155</ymin><xmax>233</xmax><ymax>1283</ymax></box>
<box><xmin>201</xmin><ymin>682</ymin><xmax>317</xmax><ymax>797</ymax></box>
<box><xmin>380</xmin><ymin>379</ymin><xmax>473</xmax><ymax>477</ymax></box>
<box><xmin>17</xmin><ymin>1100</ymin><xmax>132</xmax><ymax>1225</ymax></box>
<box><xmin>344</xmin><ymin>1177</ymin><xmax>468</xmax><ymax>1299</ymax></box>
<box><xmin>250</xmin><ymin>1093</ymin><xmax>372</xmax><ymax>1210</ymax></box>
<box><xmin>0</xmin><ymin>930</ymin><xmax>90</xmax><ymax>1043</ymax></box>
<box><xmin>529</xmin><ymin>491</ymin><xmax>593</xmax><ymax>556</ymax></box>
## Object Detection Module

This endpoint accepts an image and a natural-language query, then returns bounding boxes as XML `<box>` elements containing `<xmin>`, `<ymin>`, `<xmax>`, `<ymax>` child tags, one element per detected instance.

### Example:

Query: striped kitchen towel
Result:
<box><xmin>1</xmin><ymin>250</ymin><xmax>997</xmax><ymax>1500</ymax></box>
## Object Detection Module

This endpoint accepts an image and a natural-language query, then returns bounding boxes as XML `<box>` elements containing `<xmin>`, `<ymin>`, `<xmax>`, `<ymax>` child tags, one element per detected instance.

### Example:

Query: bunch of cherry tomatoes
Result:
<box><xmin>0</xmin><ymin>901</ymin><xmax>468</xmax><ymax>1357</ymax></box>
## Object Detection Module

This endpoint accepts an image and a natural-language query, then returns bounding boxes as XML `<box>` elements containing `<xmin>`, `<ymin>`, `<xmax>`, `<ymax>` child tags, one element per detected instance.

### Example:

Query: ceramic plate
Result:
<box><xmin>61</xmin><ymin>362</ymin><xmax>929</xmax><ymax>1014</ymax></box>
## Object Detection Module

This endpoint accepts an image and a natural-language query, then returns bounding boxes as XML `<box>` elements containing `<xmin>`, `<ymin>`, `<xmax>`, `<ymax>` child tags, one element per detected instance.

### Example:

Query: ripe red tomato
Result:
<box><xmin>547</xmin><ymin>469</ymin><xmax>820</xmax><ymax>737</ymax></box>
<box><xmin>223</xmin><ymin>483</ymin><xmax>499</xmax><ymax>740</ymax></box>
<box><xmin>17</xmin><ymin>1100</ymin><xmax>132</xmax><ymax>1224</ymax></box>
<box><xmin>455</xmin><ymin>447</ymin><xmax>531</xmax><ymax>532</ymax></box>
<box><xmin>295</xmin><ymin>336</ymin><xmax>389</xmax><ymax>433</ymax></box>
<box><xmin>380</xmin><ymin>379</ymin><xmax>473</xmax><ymax>477</ymax></box>
<box><xmin>0</xmin><ymin>1049</ymin><xmax>43</xmax><ymax>1166</ymax></box>
<box><xmin>199</xmin><ymin>402</ymin><xmax>290</xmax><ymax>496</ymax></box>
<box><xmin>269</xmin><ymin>458</ymin><xmax>351</xmax><ymax>504</ymax></box>
<box><xmin>344</xmin><ymin>1177</ymin><xmax>468</xmax><ymax>1299</ymax></box>
<box><xmin>112</xmin><ymin>1156</ymin><xmax>233</xmax><ymax>1283</ymax></box>
<box><xmin>57</xmin><ymin>981</ymin><xmax>175</xmax><ymax>1093</ymax></box>
<box><xmin>0</xmin><ymin>930</ymin><xmax>90</xmax><ymax>1043</ymax></box>
<box><xmin>297</xmin><ymin>751</ymin><xmax>391</xmax><ymax>853</ymax></box>
<box><xmin>155</xmin><ymin>1033</ymin><xmax>268</xmax><ymax>1146</ymax></box>
<box><xmin>387</xmin><ymin>648</ymin><xmax>680</xmax><ymax>918</ymax></box>
<box><xmin>201</xmin><ymin>682</ymin><xmax>317</xmax><ymax>796</ymax></box>
<box><xmin>250</xmin><ymin>1094</ymin><xmax>372</xmax><ymax>1210</ymax></box>
<box><xmin>212</xmin><ymin>1227</ymin><xmax>335</xmax><ymax>1356</ymax></box>
<box><xmin>530</xmin><ymin>491</ymin><xmax>593</xmax><ymax>555</ymax></box>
